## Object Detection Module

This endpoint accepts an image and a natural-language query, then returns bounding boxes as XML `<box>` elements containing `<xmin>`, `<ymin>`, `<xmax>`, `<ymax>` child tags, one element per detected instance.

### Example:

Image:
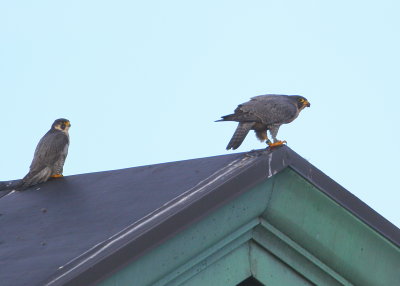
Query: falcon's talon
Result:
<box><xmin>267</xmin><ymin>140</ymin><xmax>287</xmax><ymax>148</ymax></box>
<box><xmin>50</xmin><ymin>174</ymin><xmax>63</xmax><ymax>178</ymax></box>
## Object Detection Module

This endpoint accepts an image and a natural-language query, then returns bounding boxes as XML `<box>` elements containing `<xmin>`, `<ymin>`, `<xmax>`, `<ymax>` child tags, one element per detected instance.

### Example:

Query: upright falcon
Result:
<box><xmin>217</xmin><ymin>94</ymin><xmax>310</xmax><ymax>150</ymax></box>
<box><xmin>0</xmin><ymin>118</ymin><xmax>71</xmax><ymax>192</ymax></box>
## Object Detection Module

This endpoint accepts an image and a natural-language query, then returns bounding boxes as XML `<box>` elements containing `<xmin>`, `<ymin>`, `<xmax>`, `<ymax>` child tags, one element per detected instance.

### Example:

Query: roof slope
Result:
<box><xmin>0</xmin><ymin>146</ymin><xmax>398</xmax><ymax>286</ymax></box>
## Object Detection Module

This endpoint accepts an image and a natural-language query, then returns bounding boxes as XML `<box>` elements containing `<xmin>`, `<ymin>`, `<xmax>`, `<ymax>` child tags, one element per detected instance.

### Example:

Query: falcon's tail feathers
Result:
<box><xmin>226</xmin><ymin>122</ymin><xmax>254</xmax><ymax>150</ymax></box>
<box><xmin>215</xmin><ymin>114</ymin><xmax>237</xmax><ymax>122</ymax></box>
<box><xmin>0</xmin><ymin>180</ymin><xmax>23</xmax><ymax>192</ymax></box>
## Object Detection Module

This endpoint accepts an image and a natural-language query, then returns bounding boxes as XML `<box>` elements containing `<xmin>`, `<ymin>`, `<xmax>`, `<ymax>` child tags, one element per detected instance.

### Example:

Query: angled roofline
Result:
<box><xmin>43</xmin><ymin>146</ymin><xmax>400</xmax><ymax>286</ymax></box>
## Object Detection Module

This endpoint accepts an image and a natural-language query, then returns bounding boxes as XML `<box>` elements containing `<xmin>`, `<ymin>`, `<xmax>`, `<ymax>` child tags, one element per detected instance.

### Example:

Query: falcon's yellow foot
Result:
<box><xmin>267</xmin><ymin>140</ymin><xmax>287</xmax><ymax>148</ymax></box>
<box><xmin>50</xmin><ymin>174</ymin><xmax>63</xmax><ymax>178</ymax></box>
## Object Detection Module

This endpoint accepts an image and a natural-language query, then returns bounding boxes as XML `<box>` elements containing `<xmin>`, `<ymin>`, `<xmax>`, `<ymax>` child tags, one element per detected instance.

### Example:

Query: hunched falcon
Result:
<box><xmin>217</xmin><ymin>94</ymin><xmax>310</xmax><ymax>150</ymax></box>
<box><xmin>0</xmin><ymin>118</ymin><xmax>71</xmax><ymax>192</ymax></box>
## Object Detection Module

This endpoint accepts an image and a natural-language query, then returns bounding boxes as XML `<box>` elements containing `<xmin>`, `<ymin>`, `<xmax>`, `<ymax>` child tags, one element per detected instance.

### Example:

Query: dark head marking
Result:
<box><xmin>52</xmin><ymin>118</ymin><xmax>71</xmax><ymax>130</ymax></box>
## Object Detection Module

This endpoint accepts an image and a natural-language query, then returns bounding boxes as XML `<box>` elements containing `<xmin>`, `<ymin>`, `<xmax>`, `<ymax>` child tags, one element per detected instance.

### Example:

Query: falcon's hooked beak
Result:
<box><xmin>303</xmin><ymin>100</ymin><xmax>310</xmax><ymax>108</ymax></box>
<box><xmin>58</xmin><ymin>121</ymin><xmax>71</xmax><ymax>131</ymax></box>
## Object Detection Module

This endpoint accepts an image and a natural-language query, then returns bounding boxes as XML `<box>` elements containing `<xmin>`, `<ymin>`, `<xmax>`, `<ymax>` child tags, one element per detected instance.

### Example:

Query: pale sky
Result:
<box><xmin>1</xmin><ymin>1</ymin><xmax>399</xmax><ymax>227</ymax></box>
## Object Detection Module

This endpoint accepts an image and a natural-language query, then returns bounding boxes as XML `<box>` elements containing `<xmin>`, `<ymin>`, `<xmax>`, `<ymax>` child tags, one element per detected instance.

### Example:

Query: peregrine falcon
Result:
<box><xmin>217</xmin><ymin>94</ymin><xmax>310</xmax><ymax>150</ymax></box>
<box><xmin>0</xmin><ymin>118</ymin><xmax>71</xmax><ymax>192</ymax></box>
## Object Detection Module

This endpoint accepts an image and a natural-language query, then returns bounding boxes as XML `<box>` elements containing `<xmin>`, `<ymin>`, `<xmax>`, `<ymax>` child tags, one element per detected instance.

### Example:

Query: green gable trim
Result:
<box><xmin>253</xmin><ymin>222</ymin><xmax>349</xmax><ymax>285</ymax></box>
<box><xmin>249</xmin><ymin>241</ymin><xmax>313</xmax><ymax>286</ymax></box>
<box><xmin>99</xmin><ymin>167</ymin><xmax>400</xmax><ymax>286</ymax></box>
<box><xmin>265</xmin><ymin>168</ymin><xmax>400</xmax><ymax>286</ymax></box>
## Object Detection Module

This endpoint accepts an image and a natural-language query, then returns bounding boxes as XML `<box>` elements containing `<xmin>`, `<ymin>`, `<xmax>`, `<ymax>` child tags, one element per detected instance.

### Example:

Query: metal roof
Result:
<box><xmin>0</xmin><ymin>146</ymin><xmax>398</xmax><ymax>286</ymax></box>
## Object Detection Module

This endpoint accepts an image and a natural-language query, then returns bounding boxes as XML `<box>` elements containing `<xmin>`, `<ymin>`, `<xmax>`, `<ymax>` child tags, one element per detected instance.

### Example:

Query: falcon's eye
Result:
<box><xmin>298</xmin><ymin>98</ymin><xmax>305</xmax><ymax>103</ymax></box>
